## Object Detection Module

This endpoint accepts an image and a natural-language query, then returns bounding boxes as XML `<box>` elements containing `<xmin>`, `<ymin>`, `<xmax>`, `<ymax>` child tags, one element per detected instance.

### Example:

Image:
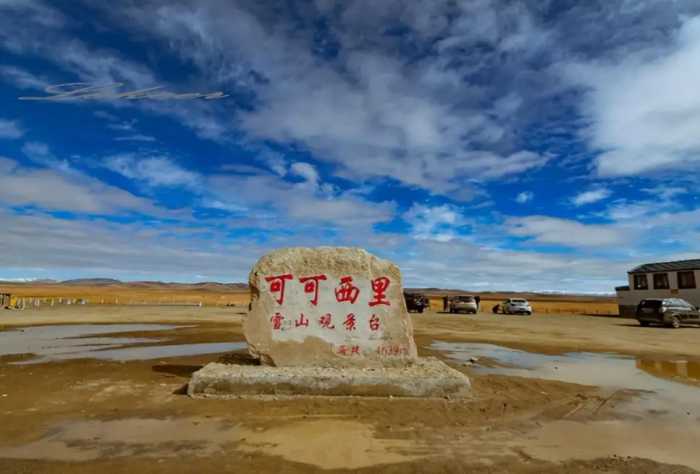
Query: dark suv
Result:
<box><xmin>404</xmin><ymin>293</ymin><xmax>429</xmax><ymax>313</ymax></box>
<box><xmin>636</xmin><ymin>298</ymin><xmax>700</xmax><ymax>328</ymax></box>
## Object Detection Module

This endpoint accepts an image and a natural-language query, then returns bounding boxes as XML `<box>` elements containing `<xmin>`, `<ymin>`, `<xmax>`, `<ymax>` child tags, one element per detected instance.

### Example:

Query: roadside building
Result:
<box><xmin>616</xmin><ymin>259</ymin><xmax>700</xmax><ymax>317</ymax></box>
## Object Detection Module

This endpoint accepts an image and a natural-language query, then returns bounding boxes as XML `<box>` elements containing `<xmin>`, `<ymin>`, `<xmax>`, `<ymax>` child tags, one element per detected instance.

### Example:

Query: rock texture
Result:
<box><xmin>244</xmin><ymin>247</ymin><xmax>418</xmax><ymax>367</ymax></box>
<box><xmin>188</xmin><ymin>357</ymin><xmax>471</xmax><ymax>398</ymax></box>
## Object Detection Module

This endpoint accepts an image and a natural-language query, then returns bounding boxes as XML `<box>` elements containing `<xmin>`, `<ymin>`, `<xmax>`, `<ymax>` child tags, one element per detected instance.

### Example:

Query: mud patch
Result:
<box><xmin>237</xmin><ymin>419</ymin><xmax>427</xmax><ymax>469</ymax></box>
<box><xmin>0</xmin><ymin>417</ymin><xmax>239</xmax><ymax>461</ymax></box>
<box><xmin>0</xmin><ymin>417</ymin><xmax>427</xmax><ymax>469</ymax></box>
<box><xmin>519</xmin><ymin>419</ymin><xmax>700</xmax><ymax>471</ymax></box>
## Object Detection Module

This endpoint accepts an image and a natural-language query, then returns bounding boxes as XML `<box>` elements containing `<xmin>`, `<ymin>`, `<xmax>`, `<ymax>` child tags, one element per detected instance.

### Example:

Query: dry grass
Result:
<box><xmin>2</xmin><ymin>283</ymin><xmax>618</xmax><ymax>314</ymax></box>
<box><xmin>478</xmin><ymin>299</ymin><xmax>618</xmax><ymax>315</ymax></box>
<box><xmin>0</xmin><ymin>283</ymin><xmax>251</xmax><ymax>307</ymax></box>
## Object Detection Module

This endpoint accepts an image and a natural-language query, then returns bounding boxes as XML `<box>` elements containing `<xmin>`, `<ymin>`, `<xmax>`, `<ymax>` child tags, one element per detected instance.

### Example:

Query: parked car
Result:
<box><xmin>493</xmin><ymin>298</ymin><xmax>532</xmax><ymax>315</ymax></box>
<box><xmin>636</xmin><ymin>298</ymin><xmax>700</xmax><ymax>328</ymax></box>
<box><xmin>449</xmin><ymin>295</ymin><xmax>480</xmax><ymax>314</ymax></box>
<box><xmin>404</xmin><ymin>292</ymin><xmax>429</xmax><ymax>313</ymax></box>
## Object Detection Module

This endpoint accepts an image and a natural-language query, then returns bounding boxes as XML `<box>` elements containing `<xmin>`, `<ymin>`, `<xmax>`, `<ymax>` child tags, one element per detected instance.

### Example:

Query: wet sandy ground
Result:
<box><xmin>0</xmin><ymin>306</ymin><xmax>699</xmax><ymax>473</ymax></box>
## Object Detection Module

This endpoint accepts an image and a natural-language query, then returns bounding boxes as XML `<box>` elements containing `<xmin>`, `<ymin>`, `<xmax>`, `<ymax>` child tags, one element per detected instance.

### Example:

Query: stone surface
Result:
<box><xmin>188</xmin><ymin>357</ymin><xmax>471</xmax><ymax>398</ymax></box>
<box><xmin>244</xmin><ymin>247</ymin><xmax>418</xmax><ymax>367</ymax></box>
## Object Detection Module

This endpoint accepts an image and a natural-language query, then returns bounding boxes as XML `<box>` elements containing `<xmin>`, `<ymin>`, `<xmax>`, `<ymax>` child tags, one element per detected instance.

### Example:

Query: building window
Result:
<box><xmin>653</xmin><ymin>273</ymin><xmax>670</xmax><ymax>290</ymax></box>
<box><xmin>633</xmin><ymin>274</ymin><xmax>648</xmax><ymax>290</ymax></box>
<box><xmin>678</xmin><ymin>271</ymin><xmax>697</xmax><ymax>289</ymax></box>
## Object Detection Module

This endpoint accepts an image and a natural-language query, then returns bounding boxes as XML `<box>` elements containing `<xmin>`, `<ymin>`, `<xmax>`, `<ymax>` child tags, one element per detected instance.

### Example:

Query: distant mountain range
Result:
<box><xmin>60</xmin><ymin>278</ymin><xmax>122</xmax><ymax>285</ymax></box>
<box><xmin>0</xmin><ymin>278</ymin><xmax>249</xmax><ymax>291</ymax></box>
<box><xmin>0</xmin><ymin>279</ymin><xmax>613</xmax><ymax>298</ymax></box>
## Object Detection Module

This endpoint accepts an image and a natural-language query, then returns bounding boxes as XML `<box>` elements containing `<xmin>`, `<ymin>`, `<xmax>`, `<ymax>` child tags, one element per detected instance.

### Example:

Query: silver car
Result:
<box><xmin>500</xmin><ymin>298</ymin><xmax>532</xmax><ymax>315</ymax></box>
<box><xmin>449</xmin><ymin>295</ymin><xmax>479</xmax><ymax>314</ymax></box>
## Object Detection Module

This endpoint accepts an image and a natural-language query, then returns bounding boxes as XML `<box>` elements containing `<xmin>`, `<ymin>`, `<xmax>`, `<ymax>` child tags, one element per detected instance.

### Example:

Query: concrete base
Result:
<box><xmin>187</xmin><ymin>357</ymin><xmax>471</xmax><ymax>399</ymax></box>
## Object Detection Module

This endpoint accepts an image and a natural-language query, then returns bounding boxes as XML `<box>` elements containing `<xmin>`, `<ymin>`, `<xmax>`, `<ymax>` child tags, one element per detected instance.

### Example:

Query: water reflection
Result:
<box><xmin>636</xmin><ymin>358</ymin><xmax>700</xmax><ymax>383</ymax></box>
<box><xmin>0</xmin><ymin>324</ymin><xmax>245</xmax><ymax>364</ymax></box>
<box><xmin>430</xmin><ymin>341</ymin><xmax>700</xmax><ymax>418</ymax></box>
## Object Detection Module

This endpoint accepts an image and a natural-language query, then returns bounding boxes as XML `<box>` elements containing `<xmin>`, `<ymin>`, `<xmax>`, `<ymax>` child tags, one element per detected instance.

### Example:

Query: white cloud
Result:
<box><xmin>104</xmin><ymin>154</ymin><xmax>200</xmax><ymax>189</ymax></box>
<box><xmin>397</xmin><ymin>238</ymin><xmax>631</xmax><ymax>294</ymax></box>
<box><xmin>259</xmin><ymin>150</ymin><xmax>287</xmax><ymax>177</ymax></box>
<box><xmin>107</xmin><ymin>120</ymin><xmax>136</xmax><ymax>132</ymax></box>
<box><xmin>403</xmin><ymin>203</ymin><xmax>463</xmax><ymax>242</ymax></box>
<box><xmin>2</xmin><ymin>199</ymin><xmax>695</xmax><ymax>293</ymax></box>
<box><xmin>207</xmin><ymin>170</ymin><xmax>395</xmax><ymax>228</ymax></box>
<box><xmin>111</xmin><ymin>1</ymin><xmax>549</xmax><ymax>198</ymax></box>
<box><xmin>289</xmin><ymin>162</ymin><xmax>320</xmax><ymax>187</ymax></box>
<box><xmin>565</xmin><ymin>16</ymin><xmax>700</xmax><ymax>176</ymax></box>
<box><xmin>0</xmin><ymin>157</ymin><xmax>158</xmax><ymax>214</ymax></box>
<box><xmin>0</xmin><ymin>2</ymin><xmax>229</xmax><ymax>143</ymax></box>
<box><xmin>21</xmin><ymin>141</ymin><xmax>72</xmax><ymax>171</ymax></box>
<box><xmin>1</xmin><ymin>0</ymin><xmax>698</xmax><ymax>293</ymax></box>
<box><xmin>101</xmin><ymin>153</ymin><xmax>393</xmax><ymax>229</ymax></box>
<box><xmin>94</xmin><ymin>115</ymin><xmax>157</xmax><ymax>143</ymax></box>
<box><xmin>641</xmin><ymin>184</ymin><xmax>687</xmax><ymax>201</ymax></box>
<box><xmin>0</xmin><ymin>210</ymin><xmax>258</xmax><ymax>282</ymax></box>
<box><xmin>507</xmin><ymin>216</ymin><xmax>625</xmax><ymax>247</ymax></box>
<box><xmin>571</xmin><ymin>188</ymin><xmax>612</xmax><ymax>206</ymax></box>
<box><xmin>0</xmin><ymin>65</ymin><xmax>49</xmax><ymax>90</ymax></box>
<box><xmin>0</xmin><ymin>118</ymin><xmax>23</xmax><ymax>139</ymax></box>
<box><xmin>515</xmin><ymin>191</ymin><xmax>534</xmax><ymax>204</ymax></box>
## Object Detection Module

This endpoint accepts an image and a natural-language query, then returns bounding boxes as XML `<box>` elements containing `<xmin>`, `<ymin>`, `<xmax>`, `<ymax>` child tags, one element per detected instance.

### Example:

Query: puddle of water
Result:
<box><xmin>636</xmin><ymin>358</ymin><xmax>700</xmax><ymax>383</ymax></box>
<box><xmin>0</xmin><ymin>417</ymin><xmax>424</xmax><ymax>469</ymax></box>
<box><xmin>0</xmin><ymin>324</ymin><xmax>246</xmax><ymax>364</ymax></box>
<box><xmin>0</xmin><ymin>324</ymin><xmax>177</xmax><ymax>357</ymax></box>
<box><xmin>431</xmin><ymin>341</ymin><xmax>700</xmax><ymax>471</ymax></box>
<box><xmin>19</xmin><ymin>342</ymin><xmax>247</xmax><ymax>365</ymax></box>
<box><xmin>430</xmin><ymin>341</ymin><xmax>700</xmax><ymax>418</ymax></box>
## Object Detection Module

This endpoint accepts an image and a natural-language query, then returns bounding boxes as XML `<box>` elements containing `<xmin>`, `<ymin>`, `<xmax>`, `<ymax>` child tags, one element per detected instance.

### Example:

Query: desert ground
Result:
<box><xmin>1</xmin><ymin>302</ymin><xmax>699</xmax><ymax>473</ymax></box>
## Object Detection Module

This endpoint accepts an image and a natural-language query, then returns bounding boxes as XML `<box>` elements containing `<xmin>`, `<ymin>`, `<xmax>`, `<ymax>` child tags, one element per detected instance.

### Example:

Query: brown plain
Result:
<box><xmin>1</xmin><ymin>305</ymin><xmax>699</xmax><ymax>473</ymax></box>
<box><xmin>0</xmin><ymin>282</ymin><xmax>251</xmax><ymax>306</ymax></box>
<box><xmin>1</xmin><ymin>282</ymin><xmax>618</xmax><ymax>315</ymax></box>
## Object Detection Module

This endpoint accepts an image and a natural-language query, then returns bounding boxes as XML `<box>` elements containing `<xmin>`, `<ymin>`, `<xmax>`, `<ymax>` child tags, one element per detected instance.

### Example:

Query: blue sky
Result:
<box><xmin>1</xmin><ymin>0</ymin><xmax>700</xmax><ymax>293</ymax></box>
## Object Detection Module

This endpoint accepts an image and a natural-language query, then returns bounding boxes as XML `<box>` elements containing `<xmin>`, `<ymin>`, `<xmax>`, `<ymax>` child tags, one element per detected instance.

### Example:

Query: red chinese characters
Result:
<box><xmin>295</xmin><ymin>313</ymin><xmax>309</xmax><ymax>328</ymax></box>
<box><xmin>337</xmin><ymin>345</ymin><xmax>360</xmax><ymax>356</ymax></box>
<box><xmin>318</xmin><ymin>313</ymin><xmax>335</xmax><ymax>329</ymax></box>
<box><xmin>335</xmin><ymin>276</ymin><xmax>360</xmax><ymax>304</ymax></box>
<box><xmin>369</xmin><ymin>277</ymin><xmax>391</xmax><ymax>307</ymax></box>
<box><xmin>270</xmin><ymin>312</ymin><xmax>284</xmax><ymax>330</ymax></box>
<box><xmin>343</xmin><ymin>313</ymin><xmax>356</xmax><ymax>331</ymax></box>
<box><xmin>265</xmin><ymin>274</ymin><xmax>394</xmax><ymax>337</ymax></box>
<box><xmin>265</xmin><ymin>274</ymin><xmax>293</xmax><ymax>305</ymax></box>
<box><xmin>369</xmin><ymin>314</ymin><xmax>380</xmax><ymax>331</ymax></box>
<box><xmin>299</xmin><ymin>274</ymin><xmax>327</xmax><ymax>306</ymax></box>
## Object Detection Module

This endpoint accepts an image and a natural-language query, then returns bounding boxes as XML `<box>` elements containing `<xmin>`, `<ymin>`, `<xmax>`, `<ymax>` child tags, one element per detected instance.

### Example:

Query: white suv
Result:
<box><xmin>499</xmin><ymin>298</ymin><xmax>532</xmax><ymax>315</ymax></box>
<box><xmin>448</xmin><ymin>295</ymin><xmax>479</xmax><ymax>314</ymax></box>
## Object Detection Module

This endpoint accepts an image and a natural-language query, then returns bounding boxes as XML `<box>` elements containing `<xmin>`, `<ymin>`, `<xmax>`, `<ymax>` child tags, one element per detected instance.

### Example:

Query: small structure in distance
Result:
<box><xmin>616</xmin><ymin>259</ymin><xmax>700</xmax><ymax>317</ymax></box>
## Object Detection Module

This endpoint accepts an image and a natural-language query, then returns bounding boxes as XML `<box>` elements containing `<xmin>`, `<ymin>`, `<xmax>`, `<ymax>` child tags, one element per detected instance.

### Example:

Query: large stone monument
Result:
<box><xmin>188</xmin><ymin>247</ymin><xmax>470</xmax><ymax>398</ymax></box>
<box><xmin>244</xmin><ymin>247</ymin><xmax>417</xmax><ymax>367</ymax></box>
